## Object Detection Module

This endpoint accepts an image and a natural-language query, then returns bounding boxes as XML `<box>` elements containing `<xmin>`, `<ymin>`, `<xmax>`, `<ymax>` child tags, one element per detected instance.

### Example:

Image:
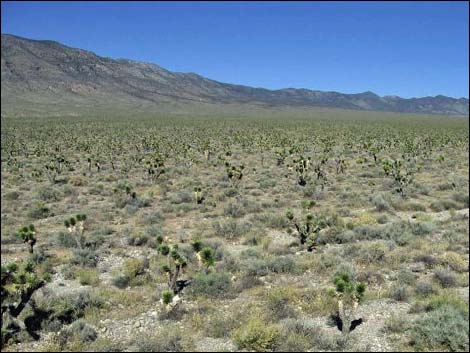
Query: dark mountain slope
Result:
<box><xmin>1</xmin><ymin>34</ymin><xmax>468</xmax><ymax>116</ymax></box>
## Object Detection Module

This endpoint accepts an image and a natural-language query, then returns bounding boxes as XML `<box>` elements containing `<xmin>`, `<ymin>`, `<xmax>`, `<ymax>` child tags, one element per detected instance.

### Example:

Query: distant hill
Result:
<box><xmin>1</xmin><ymin>34</ymin><xmax>468</xmax><ymax>116</ymax></box>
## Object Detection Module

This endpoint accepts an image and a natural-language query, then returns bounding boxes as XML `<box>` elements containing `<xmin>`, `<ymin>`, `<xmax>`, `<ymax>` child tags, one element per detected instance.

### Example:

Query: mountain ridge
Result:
<box><xmin>1</xmin><ymin>33</ymin><xmax>468</xmax><ymax>116</ymax></box>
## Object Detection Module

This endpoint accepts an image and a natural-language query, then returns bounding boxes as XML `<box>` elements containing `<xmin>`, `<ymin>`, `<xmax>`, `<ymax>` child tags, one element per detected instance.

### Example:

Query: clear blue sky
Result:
<box><xmin>2</xmin><ymin>1</ymin><xmax>469</xmax><ymax>98</ymax></box>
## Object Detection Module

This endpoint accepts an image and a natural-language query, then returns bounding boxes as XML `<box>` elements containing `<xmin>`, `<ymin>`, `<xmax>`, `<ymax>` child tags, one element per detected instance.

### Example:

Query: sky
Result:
<box><xmin>1</xmin><ymin>1</ymin><xmax>469</xmax><ymax>98</ymax></box>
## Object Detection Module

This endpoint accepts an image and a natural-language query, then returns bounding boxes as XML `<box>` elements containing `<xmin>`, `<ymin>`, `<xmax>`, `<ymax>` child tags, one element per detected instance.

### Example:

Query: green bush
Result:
<box><xmin>430</xmin><ymin>199</ymin><xmax>459</xmax><ymax>212</ymax></box>
<box><xmin>71</xmin><ymin>248</ymin><xmax>98</xmax><ymax>267</ymax></box>
<box><xmin>212</xmin><ymin>220</ymin><xmax>252</xmax><ymax>239</ymax></box>
<box><xmin>265</xmin><ymin>288</ymin><xmax>297</xmax><ymax>320</ymax></box>
<box><xmin>132</xmin><ymin>325</ymin><xmax>193</xmax><ymax>352</ymax></box>
<box><xmin>390</xmin><ymin>285</ymin><xmax>411</xmax><ymax>302</ymax></box>
<box><xmin>112</xmin><ymin>274</ymin><xmax>130</xmax><ymax>289</ymax></box>
<box><xmin>434</xmin><ymin>267</ymin><xmax>458</xmax><ymax>288</ymax></box>
<box><xmin>233</xmin><ymin>319</ymin><xmax>280</xmax><ymax>352</ymax></box>
<box><xmin>77</xmin><ymin>268</ymin><xmax>99</xmax><ymax>286</ymax></box>
<box><xmin>123</xmin><ymin>258</ymin><xmax>147</xmax><ymax>279</ymax></box>
<box><xmin>187</xmin><ymin>272</ymin><xmax>233</xmax><ymax>299</ymax></box>
<box><xmin>66</xmin><ymin>319</ymin><xmax>97</xmax><ymax>342</ymax></box>
<box><xmin>28</xmin><ymin>202</ymin><xmax>52</xmax><ymax>219</ymax></box>
<box><xmin>203</xmin><ymin>312</ymin><xmax>239</xmax><ymax>338</ymax></box>
<box><xmin>410</xmin><ymin>304</ymin><xmax>469</xmax><ymax>351</ymax></box>
<box><xmin>125</xmin><ymin>232</ymin><xmax>148</xmax><ymax>246</ymax></box>
<box><xmin>266</xmin><ymin>256</ymin><xmax>297</xmax><ymax>274</ymax></box>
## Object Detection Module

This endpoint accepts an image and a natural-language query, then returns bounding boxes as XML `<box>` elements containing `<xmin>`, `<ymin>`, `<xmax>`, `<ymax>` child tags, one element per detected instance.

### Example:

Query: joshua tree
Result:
<box><xmin>113</xmin><ymin>183</ymin><xmax>137</xmax><ymax>204</ymax></box>
<box><xmin>285</xmin><ymin>210</ymin><xmax>326</xmax><ymax>251</ymax></box>
<box><xmin>225</xmin><ymin>161</ymin><xmax>244</xmax><ymax>187</ymax></box>
<box><xmin>157</xmin><ymin>241</ymin><xmax>188</xmax><ymax>295</ymax></box>
<box><xmin>382</xmin><ymin>159</ymin><xmax>414</xmax><ymax>197</ymax></box>
<box><xmin>192</xmin><ymin>241</ymin><xmax>215</xmax><ymax>273</ymax></box>
<box><xmin>293</xmin><ymin>156</ymin><xmax>311</xmax><ymax>186</ymax></box>
<box><xmin>43</xmin><ymin>156</ymin><xmax>67</xmax><ymax>184</ymax></box>
<box><xmin>335</xmin><ymin>157</ymin><xmax>346</xmax><ymax>174</ymax></box>
<box><xmin>64</xmin><ymin>214</ymin><xmax>87</xmax><ymax>249</ymax></box>
<box><xmin>275</xmin><ymin>148</ymin><xmax>289</xmax><ymax>166</ymax></box>
<box><xmin>161</xmin><ymin>289</ymin><xmax>174</xmax><ymax>306</ymax></box>
<box><xmin>331</xmin><ymin>272</ymin><xmax>366</xmax><ymax>335</ymax></box>
<box><xmin>145</xmin><ymin>154</ymin><xmax>165</xmax><ymax>182</ymax></box>
<box><xmin>1</xmin><ymin>260</ymin><xmax>46</xmax><ymax>347</ymax></box>
<box><xmin>194</xmin><ymin>186</ymin><xmax>204</xmax><ymax>204</ymax></box>
<box><xmin>17</xmin><ymin>225</ymin><xmax>36</xmax><ymax>254</ymax></box>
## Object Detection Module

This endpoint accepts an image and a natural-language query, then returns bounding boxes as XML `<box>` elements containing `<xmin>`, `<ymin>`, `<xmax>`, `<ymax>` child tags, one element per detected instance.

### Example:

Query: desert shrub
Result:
<box><xmin>397</xmin><ymin>269</ymin><xmax>417</xmax><ymax>286</ymax></box>
<box><xmin>29</xmin><ymin>247</ymin><xmax>49</xmax><ymax>264</ymax></box>
<box><xmin>302</xmin><ymin>185</ymin><xmax>317</xmax><ymax>198</ymax></box>
<box><xmin>187</xmin><ymin>272</ymin><xmax>233</xmax><ymax>299</ymax></box>
<box><xmin>203</xmin><ymin>312</ymin><xmax>239</xmax><ymax>338</ymax></box>
<box><xmin>88</xmin><ymin>183</ymin><xmax>104</xmax><ymax>195</ymax></box>
<box><xmin>439</xmin><ymin>251</ymin><xmax>468</xmax><ymax>273</ymax></box>
<box><xmin>430</xmin><ymin>199</ymin><xmax>459</xmax><ymax>212</ymax></box>
<box><xmin>377</xmin><ymin>214</ymin><xmax>389</xmax><ymax>224</ymax></box>
<box><xmin>60</xmin><ymin>319</ymin><xmax>97</xmax><ymax>344</ymax></box>
<box><xmin>243</xmin><ymin>231</ymin><xmax>265</xmax><ymax>246</ymax></box>
<box><xmin>139</xmin><ymin>211</ymin><xmax>164</xmax><ymax>225</ymax></box>
<box><xmin>171</xmin><ymin>191</ymin><xmax>192</xmax><ymax>204</ymax></box>
<box><xmin>224</xmin><ymin>201</ymin><xmax>246</xmax><ymax>218</ymax></box>
<box><xmin>356</xmin><ymin>270</ymin><xmax>385</xmax><ymax>286</ymax></box>
<box><xmin>243</xmin><ymin>258</ymin><xmax>270</xmax><ymax>277</ymax></box>
<box><xmin>414</xmin><ymin>281</ymin><xmax>436</xmax><ymax>297</ymax></box>
<box><xmin>404</xmin><ymin>202</ymin><xmax>426</xmax><ymax>212</ymax></box>
<box><xmin>298</xmin><ymin>288</ymin><xmax>337</xmax><ymax>316</ymax></box>
<box><xmin>233</xmin><ymin>319</ymin><xmax>280</xmax><ymax>352</ymax></box>
<box><xmin>276</xmin><ymin>332</ymin><xmax>312</xmax><ymax>352</ymax></box>
<box><xmin>278</xmin><ymin>318</ymin><xmax>320</xmax><ymax>343</ymax></box>
<box><xmin>234</xmin><ymin>273</ymin><xmax>263</xmax><ymax>292</ymax></box>
<box><xmin>351</xmin><ymin>242</ymin><xmax>389</xmax><ymax>265</ymax></box>
<box><xmin>36</xmin><ymin>186</ymin><xmax>61</xmax><ymax>202</ymax></box>
<box><xmin>133</xmin><ymin>326</ymin><xmax>193</xmax><ymax>352</ymax></box>
<box><xmin>317</xmin><ymin>229</ymin><xmax>355</xmax><ymax>245</ymax></box>
<box><xmin>262</xmin><ymin>213</ymin><xmax>289</xmax><ymax>229</ymax></box>
<box><xmin>71</xmin><ymin>248</ymin><xmax>98</xmax><ymax>267</ymax></box>
<box><xmin>28</xmin><ymin>202</ymin><xmax>52</xmax><ymax>219</ymax></box>
<box><xmin>212</xmin><ymin>220</ymin><xmax>252</xmax><ymax>239</ymax></box>
<box><xmin>56</xmin><ymin>231</ymin><xmax>79</xmax><ymax>248</ymax></box>
<box><xmin>314</xmin><ymin>251</ymin><xmax>342</xmax><ymax>272</ymax></box>
<box><xmin>4</xmin><ymin>190</ymin><xmax>20</xmax><ymax>200</ymax></box>
<box><xmin>383</xmin><ymin>314</ymin><xmax>409</xmax><ymax>334</ymax></box>
<box><xmin>112</xmin><ymin>274</ymin><xmax>130</xmax><ymax>289</ymax></box>
<box><xmin>124</xmin><ymin>204</ymin><xmax>139</xmax><ymax>215</ymax></box>
<box><xmin>48</xmin><ymin>291</ymin><xmax>104</xmax><ymax>324</ymax></box>
<box><xmin>414</xmin><ymin>254</ymin><xmax>438</xmax><ymax>268</ymax></box>
<box><xmin>410</xmin><ymin>221</ymin><xmax>435</xmax><ymax>236</ymax></box>
<box><xmin>125</xmin><ymin>232</ymin><xmax>148</xmax><ymax>246</ymax></box>
<box><xmin>266</xmin><ymin>256</ymin><xmax>297</xmax><ymax>274</ymax></box>
<box><xmin>410</xmin><ymin>305</ymin><xmax>469</xmax><ymax>351</ymax></box>
<box><xmin>265</xmin><ymin>288</ymin><xmax>298</xmax><ymax>320</ymax></box>
<box><xmin>371</xmin><ymin>194</ymin><xmax>391</xmax><ymax>211</ymax></box>
<box><xmin>223</xmin><ymin>187</ymin><xmax>239</xmax><ymax>198</ymax></box>
<box><xmin>68</xmin><ymin>175</ymin><xmax>88</xmax><ymax>186</ymax></box>
<box><xmin>259</xmin><ymin>178</ymin><xmax>276</xmax><ymax>189</ymax></box>
<box><xmin>427</xmin><ymin>293</ymin><xmax>468</xmax><ymax>313</ymax></box>
<box><xmin>434</xmin><ymin>267</ymin><xmax>459</xmax><ymax>288</ymax></box>
<box><xmin>452</xmin><ymin>192</ymin><xmax>469</xmax><ymax>207</ymax></box>
<box><xmin>77</xmin><ymin>268</ymin><xmax>99</xmax><ymax>286</ymax></box>
<box><xmin>123</xmin><ymin>258</ymin><xmax>147</xmax><ymax>279</ymax></box>
<box><xmin>390</xmin><ymin>285</ymin><xmax>411</xmax><ymax>302</ymax></box>
<box><xmin>145</xmin><ymin>225</ymin><xmax>163</xmax><ymax>238</ymax></box>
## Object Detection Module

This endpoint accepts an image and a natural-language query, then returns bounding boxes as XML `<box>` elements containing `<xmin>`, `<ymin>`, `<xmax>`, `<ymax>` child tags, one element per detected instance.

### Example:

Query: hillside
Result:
<box><xmin>1</xmin><ymin>34</ymin><xmax>469</xmax><ymax>116</ymax></box>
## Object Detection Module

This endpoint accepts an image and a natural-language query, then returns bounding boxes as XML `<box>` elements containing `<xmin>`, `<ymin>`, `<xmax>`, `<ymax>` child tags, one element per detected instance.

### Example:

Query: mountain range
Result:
<box><xmin>1</xmin><ymin>34</ymin><xmax>468</xmax><ymax>116</ymax></box>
